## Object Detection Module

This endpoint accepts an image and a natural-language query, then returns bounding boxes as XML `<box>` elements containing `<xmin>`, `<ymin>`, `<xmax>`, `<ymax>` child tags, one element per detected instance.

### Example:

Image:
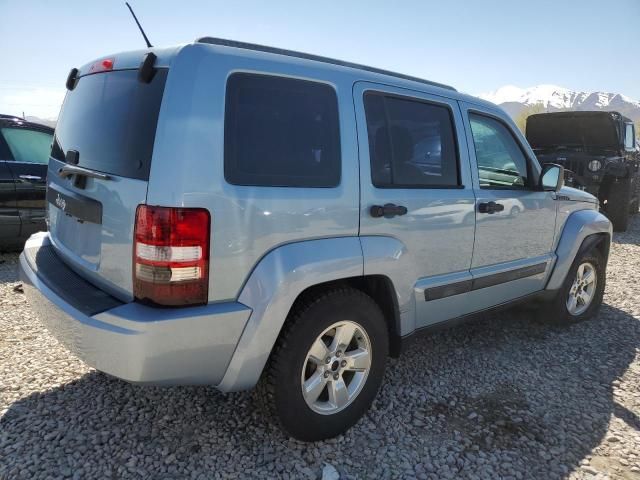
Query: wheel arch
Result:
<box><xmin>292</xmin><ymin>275</ymin><xmax>403</xmax><ymax>358</ymax></box>
<box><xmin>546</xmin><ymin>209</ymin><xmax>612</xmax><ymax>291</ymax></box>
<box><xmin>216</xmin><ymin>237</ymin><xmax>403</xmax><ymax>392</ymax></box>
<box><xmin>598</xmin><ymin>171</ymin><xmax>631</xmax><ymax>201</ymax></box>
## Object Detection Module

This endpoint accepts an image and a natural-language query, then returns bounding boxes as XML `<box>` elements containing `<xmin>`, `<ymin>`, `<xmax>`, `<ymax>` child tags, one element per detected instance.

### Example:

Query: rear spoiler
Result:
<box><xmin>65</xmin><ymin>52</ymin><xmax>158</xmax><ymax>91</ymax></box>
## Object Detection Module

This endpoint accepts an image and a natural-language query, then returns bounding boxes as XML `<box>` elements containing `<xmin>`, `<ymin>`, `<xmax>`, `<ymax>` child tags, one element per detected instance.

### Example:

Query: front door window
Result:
<box><xmin>469</xmin><ymin>114</ymin><xmax>529</xmax><ymax>189</ymax></box>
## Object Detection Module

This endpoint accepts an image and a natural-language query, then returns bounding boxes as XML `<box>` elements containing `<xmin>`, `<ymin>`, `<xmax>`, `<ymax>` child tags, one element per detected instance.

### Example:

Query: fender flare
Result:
<box><xmin>545</xmin><ymin>209</ymin><xmax>612</xmax><ymax>291</ymax></box>
<box><xmin>217</xmin><ymin>236</ymin><xmax>363</xmax><ymax>392</ymax></box>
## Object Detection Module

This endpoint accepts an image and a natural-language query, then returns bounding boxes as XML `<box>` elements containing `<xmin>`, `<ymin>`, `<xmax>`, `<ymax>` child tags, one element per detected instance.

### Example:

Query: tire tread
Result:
<box><xmin>255</xmin><ymin>287</ymin><xmax>381</xmax><ymax>435</ymax></box>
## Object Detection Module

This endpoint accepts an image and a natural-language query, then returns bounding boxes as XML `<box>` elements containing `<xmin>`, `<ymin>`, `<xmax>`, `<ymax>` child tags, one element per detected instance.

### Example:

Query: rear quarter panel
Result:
<box><xmin>147</xmin><ymin>44</ymin><xmax>360</xmax><ymax>302</ymax></box>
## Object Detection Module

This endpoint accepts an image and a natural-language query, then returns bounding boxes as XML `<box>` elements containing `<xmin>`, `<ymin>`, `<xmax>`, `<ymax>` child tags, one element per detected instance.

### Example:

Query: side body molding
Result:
<box><xmin>217</xmin><ymin>237</ymin><xmax>363</xmax><ymax>392</ymax></box>
<box><xmin>546</xmin><ymin>209</ymin><xmax>612</xmax><ymax>291</ymax></box>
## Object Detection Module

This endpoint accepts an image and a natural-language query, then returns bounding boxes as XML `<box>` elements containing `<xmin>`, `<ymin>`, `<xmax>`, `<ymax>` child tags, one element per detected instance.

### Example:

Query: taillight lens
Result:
<box><xmin>133</xmin><ymin>205</ymin><xmax>210</xmax><ymax>306</ymax></box>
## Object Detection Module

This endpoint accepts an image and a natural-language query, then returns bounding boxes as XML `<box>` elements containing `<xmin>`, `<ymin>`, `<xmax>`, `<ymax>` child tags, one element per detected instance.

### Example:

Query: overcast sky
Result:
<box><xmin>1</xmin><ymin>0</ymin><xmax>638</xmax><ymax>119</ymax></box>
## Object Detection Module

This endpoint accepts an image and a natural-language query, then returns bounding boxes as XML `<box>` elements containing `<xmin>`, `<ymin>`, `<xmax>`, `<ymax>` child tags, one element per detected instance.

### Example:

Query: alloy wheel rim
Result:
<box><xmin>300</xmin><ymin>321</ymin><xmax>372</xmax><ymax>415</ymax></box>
<box><xmin>566</xmin><ymin>262</ymin><xmax>597</xmax><ymax>316</ymax></box>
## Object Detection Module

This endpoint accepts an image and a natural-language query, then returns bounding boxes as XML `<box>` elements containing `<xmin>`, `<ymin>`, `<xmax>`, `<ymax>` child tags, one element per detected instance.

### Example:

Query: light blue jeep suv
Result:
<box><xmin>20</xmin><ymin>38</ymin><xmax>612</xmax><ymax>441</ymax></box>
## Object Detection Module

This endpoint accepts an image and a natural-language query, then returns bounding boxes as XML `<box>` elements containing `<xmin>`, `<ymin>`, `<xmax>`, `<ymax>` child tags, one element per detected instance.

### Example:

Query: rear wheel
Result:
<box><xmin>258</xmin><ymin>288</ymin><xmax>388</xmax><ymax>441</ymax></box>
<box><xmin>605</xmin><ymin>178</ymin><xmax>631</xmax><ymax>231</ymax></box>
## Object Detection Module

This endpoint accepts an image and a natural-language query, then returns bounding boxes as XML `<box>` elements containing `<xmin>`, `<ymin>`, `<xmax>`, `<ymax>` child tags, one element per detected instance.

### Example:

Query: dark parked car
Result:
<box><xmin>526</xmin><ymin>111</ymin><xmax>640</xmax><ymax>231</ymax></box>
<box><xmin>0</xmin><ymin>115</ymin><xmax>53</xmax><ymax>250</ymax></box>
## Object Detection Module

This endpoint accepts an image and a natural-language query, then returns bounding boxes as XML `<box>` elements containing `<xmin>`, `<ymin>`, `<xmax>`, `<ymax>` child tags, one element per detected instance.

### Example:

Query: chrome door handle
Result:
<box><xmin>19</xmin><ymin>174</ymin><xmax>42</xmax><ymax>181</ymax></box>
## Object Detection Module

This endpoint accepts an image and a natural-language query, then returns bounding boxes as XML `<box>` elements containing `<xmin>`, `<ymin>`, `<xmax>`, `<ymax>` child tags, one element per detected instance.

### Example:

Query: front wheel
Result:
<box><xmin>258</xmin><ymin>288</ymin><xmax>388</xmax><ymax>441</ymax></box>
<box><xmin>543</xmin><ymin>248</ymin><xmax>606</xmax><ymax>324</ymax></box>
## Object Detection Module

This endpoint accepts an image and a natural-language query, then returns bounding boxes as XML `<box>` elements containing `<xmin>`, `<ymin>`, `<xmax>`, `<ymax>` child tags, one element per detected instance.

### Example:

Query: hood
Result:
<box><xmin>526</xmin><ymin>112</ymin><xmax>620</xmax><ymax>149</ymax></box>
<box><xmin>557</xmin><ymin>186</ymin><xmax>598</xmax><ymax>204</ymax></box>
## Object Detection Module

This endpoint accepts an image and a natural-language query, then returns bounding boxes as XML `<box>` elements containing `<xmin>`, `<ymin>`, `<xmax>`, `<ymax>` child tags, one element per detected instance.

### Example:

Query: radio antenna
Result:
<box><xmin>125</xmin><ymin>2</ymin><xmax>153</xmax><ymax>48</ymax></box>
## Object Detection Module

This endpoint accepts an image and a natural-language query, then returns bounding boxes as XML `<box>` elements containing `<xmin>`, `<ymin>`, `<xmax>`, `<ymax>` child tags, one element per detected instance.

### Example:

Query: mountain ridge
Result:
<box><xmin>477</xmin><ymin>85</ymin><xmax>640</xmax><ymax>122</ymax></box>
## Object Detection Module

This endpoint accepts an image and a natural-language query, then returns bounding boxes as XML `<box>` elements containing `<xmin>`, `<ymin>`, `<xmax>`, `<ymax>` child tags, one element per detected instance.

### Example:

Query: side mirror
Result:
<box><xmin>540</xmin><ymin>164</ymin><xmax>564</xmax><ymax>192</ymax></box>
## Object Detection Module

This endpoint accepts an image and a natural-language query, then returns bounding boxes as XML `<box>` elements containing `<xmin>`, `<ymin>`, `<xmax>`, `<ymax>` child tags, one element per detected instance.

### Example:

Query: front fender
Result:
<box><xmin>217</xmin><ymin>237</ymin><xmax>363</xmax><ymax>392</ymax></box>
<box><xmin>546</xmin><ymin>209</ymin><xmax>612</xmax><ymax>291</ymax></box>
<box><xmin>604</xmin><ymin>161</ymin><xmax>628</xmax><ymax>178</ymax></box>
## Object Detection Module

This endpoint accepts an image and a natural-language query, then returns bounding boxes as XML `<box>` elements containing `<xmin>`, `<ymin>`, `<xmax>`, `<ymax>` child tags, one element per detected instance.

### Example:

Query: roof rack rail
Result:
<box><xmin>195</xmin><ymin>37</ymin><xmax>456</xmax><ymax>92</ymax></box>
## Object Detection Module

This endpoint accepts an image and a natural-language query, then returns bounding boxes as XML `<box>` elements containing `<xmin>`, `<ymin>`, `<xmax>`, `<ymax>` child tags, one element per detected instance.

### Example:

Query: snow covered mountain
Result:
<box><xmin>477</xmin><ymin>85</ymin><xmax>640</xmax><ymax>122</ymax></box>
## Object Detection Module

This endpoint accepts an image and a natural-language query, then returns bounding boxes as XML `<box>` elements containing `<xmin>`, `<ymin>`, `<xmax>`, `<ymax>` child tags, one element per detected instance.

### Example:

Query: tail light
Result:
<box><xmin>88</xmin><ymin>58</ymin><xmax>114</xmax><ymax>73</ymax></box>
<box><xmin>133</xmin><ymin>205</ymin><xmax>210</xmax><ymax>306</ymax></box>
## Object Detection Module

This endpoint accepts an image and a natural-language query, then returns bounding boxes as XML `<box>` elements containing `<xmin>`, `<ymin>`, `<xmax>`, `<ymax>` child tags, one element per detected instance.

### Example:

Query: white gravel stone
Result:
<box><xmin>322</xmin><ymin>463</ymin><xmax>340</xmax><ymax>480</ymax></box>
<box><xmin>1</xmin><ymin>214</ymin><xmax>640</xmax><ymax>479</ymax></box>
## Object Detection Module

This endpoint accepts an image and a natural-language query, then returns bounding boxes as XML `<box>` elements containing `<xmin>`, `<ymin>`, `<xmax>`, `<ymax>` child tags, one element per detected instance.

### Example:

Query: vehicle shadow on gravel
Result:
<box><xmin>2</xmin><ymin>302</ymin><xmax>638</xmax><ymax>479</ymax></box>
<box><xmin>611</xmin><ymin>212</ymin><xmax>640</xmax><ymax>244</ymax></box>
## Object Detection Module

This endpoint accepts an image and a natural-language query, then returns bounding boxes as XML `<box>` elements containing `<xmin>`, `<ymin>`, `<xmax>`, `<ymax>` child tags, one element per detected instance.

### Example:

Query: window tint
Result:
<box><xmin>364</xmin><ymin>93</ymin><xmax>459</xmax><ymax>188</ymax></box>
<box><xmin>469</xmin><ymin>114</ymin><xmax>529</xmax><ymax>189</ymax></box>
<box><xmin>224</xmin><ymin>73</ymin><xmax>340</xmax><ymax>187</ymax></box>
<box><xmin>625</xmin><ymin>123</ymin><xmax>635</xmax><ymax>150</ymax></box>
<box><xmin>51</xmin><ymin>69</ymin><xmax>168</xmax><ymax>180</ymax></box>
<box><xmin>1</xmin><ymin>128</ymin><xmax>53</xmax><ymax>164</ymax></box>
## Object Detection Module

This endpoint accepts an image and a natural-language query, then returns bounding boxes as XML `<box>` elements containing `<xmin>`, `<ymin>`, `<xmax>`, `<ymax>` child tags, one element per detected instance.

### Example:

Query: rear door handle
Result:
<box><xmin>478</xmin><ymin>201</ymin><xmax>505</xmax><ymax>214</ymax></box>
<box><xmin>370</xmin><ymin>203</ymin><xmax>408</xmax><ymax>218</ymax></box>
<box><xmin>19</xmin><ymin>174</ymin><xmax>42</xmax><ymax>181</ymax></box>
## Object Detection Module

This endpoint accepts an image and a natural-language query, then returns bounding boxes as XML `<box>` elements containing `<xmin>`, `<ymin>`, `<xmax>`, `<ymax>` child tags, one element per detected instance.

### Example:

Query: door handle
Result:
<box><xmin>478</xmin><ymin>201</ymin><xmax>505</xmax><ymax>214</ymax></box>
<box><xmin>19</xmin><ymin>174</ymin><xmax>42</xmax><ymax>181</ymax></box>
<box><xmin>370</xmin><ymin>203</ymin><xmax>408</xmax><ymax>218</ymax></box>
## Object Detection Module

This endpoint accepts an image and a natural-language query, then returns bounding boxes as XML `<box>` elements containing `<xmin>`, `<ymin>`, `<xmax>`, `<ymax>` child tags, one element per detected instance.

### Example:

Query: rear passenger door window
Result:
<box><xmin>468</xmin><ymin>114</ymin><xmax>529</xmax><ymax>189</ymax></box>
<box><xmin>363</xmin><ymin>92</ymin><xmax>459</xmax><ymax>188</ymax></box>
<box><xmin>1</xmin><ymin>127</ymin><xmax>52</xmax><ymax>164</ymax></box>
<box><xmin>225</xmin><ymin>73</ymin><xmax>341</xmax><ymax>187</ymax></box>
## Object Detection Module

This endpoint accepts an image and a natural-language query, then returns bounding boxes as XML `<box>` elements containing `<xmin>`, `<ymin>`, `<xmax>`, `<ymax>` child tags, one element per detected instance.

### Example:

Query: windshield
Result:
<box><xmin>51</xmin><ymin>68</ymin><xmax>168</xmax><ymax>180</ymax></box>
<box><xmin>526</xmin><ymin>114</ymin><xmax>619</xmax><ymax>149</ymax></box>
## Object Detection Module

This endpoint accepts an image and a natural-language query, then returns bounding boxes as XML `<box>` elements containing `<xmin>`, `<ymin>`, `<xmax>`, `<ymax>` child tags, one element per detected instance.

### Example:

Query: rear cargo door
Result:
<box><xmin>47</xmin><ymin>67</ymin><xmax>168</xmax><ymax>301</ymax></box>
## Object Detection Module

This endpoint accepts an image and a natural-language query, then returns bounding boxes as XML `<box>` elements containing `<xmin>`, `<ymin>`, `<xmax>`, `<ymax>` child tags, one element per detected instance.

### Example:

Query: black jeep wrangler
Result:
<box><xmin>526</xmin><ymin>111</ymin><xmax>639</xmax><ymax>231</ymax></box>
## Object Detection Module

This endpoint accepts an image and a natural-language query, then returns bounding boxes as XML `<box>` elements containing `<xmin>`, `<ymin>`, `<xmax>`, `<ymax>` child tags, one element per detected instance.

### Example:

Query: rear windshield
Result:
<box><xmin>51</xmin><ymin>68</ymin><xmax>168</xmax><ymax>180</ymax></box>
<box><xmin>526</xmin><ymin>114</ymin><xmax>619</xmax><ymax>149</ymax></box>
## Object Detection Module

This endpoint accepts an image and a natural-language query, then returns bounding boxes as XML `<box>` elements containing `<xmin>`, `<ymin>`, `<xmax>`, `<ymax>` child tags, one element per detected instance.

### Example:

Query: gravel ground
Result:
<box><xmin>1</xmin><ymin>216</ymin><xmax>639</xmax><ymax>480</ymax></box>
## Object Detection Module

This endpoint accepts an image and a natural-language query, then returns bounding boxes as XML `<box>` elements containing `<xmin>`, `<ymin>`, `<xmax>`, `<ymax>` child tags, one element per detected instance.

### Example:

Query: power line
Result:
<box><xmin>1</xmin><ymin>102</ymin><xmax>62</xmax><ymax>106</ymax></box>
<box><xmin>0</xmin><ymin>85</ymin><xmax>63</xmax><ymax>90</ymax></box>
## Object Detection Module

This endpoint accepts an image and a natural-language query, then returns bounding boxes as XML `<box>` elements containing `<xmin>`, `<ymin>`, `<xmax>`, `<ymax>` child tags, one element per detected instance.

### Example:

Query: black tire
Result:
<box><xmin>606</xmin><ymin>179</ymin><xmax>631</xmax><ymax>231</ymax></box>
<box><xmin>629</xmin><ymin>196</ymin><xmax>639</xmax><ymax>215</ymax></box>
<box><xmin>542</xmin><ymin>248</ymin><xmax>606</xmax><ymax>324</ymax></box>
<box><xmin>257</xmin><ymin>288</ymin><xmax>388</xmax><ymax>441</ymax></box>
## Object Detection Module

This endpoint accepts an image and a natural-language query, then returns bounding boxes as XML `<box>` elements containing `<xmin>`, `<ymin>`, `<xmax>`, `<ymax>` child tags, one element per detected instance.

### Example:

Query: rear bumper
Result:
<box><xmin>19</xmin><ymin>233</ymin><xmax>251</xmax><ymax>386</ymax></box>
